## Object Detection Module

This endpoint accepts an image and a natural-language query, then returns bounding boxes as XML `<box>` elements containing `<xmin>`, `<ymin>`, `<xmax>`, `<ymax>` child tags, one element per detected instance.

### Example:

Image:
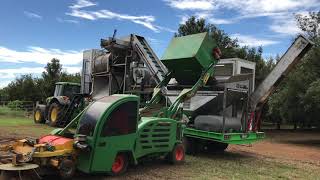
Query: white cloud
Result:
<box><xmin>0</xmin><ymin>66</ymin><xmax>81</xmax><ymax>88</ymax></box>
<box><xmin>164</xmin><ymin>0</ymin><xmax>215</xmax><ymax>11</ymax></box>
<box><xmin>269</xmin><ymin>14</ymin><xmax>302</xmax><ymax>36</ymax></box>
<box><xmin>69</xmin><ymin>0</ymin><xmax>97</xmax><ymax>9</ymax></box>
<box><xmin>179</xmin><ymin>13</ymin><xmax>233</xmax><ymax>25</ymax></box>
<box><xmin>195</xmin><ymin>12</ymin><xmax>234</xmax><ymax>24</ymax></box>
<box><xmin>0</xmin><ymin>67</ymin><xmax>44</xmax><ymax>79</ymax></box>
<box><xmin>67</xmin><ymin>0</ymin><xmax>173</xmax><ymax>33</ymax></box>
<box><xmin>0</xmin><ymin>46</ymin><xmax>82</xmax><ymax>65</ymax></box>
<box><xmin>56</xmin><ymin>17</ymin><xmax>79</xmax><ymax>24</ymax></box>
<box><xmin>231</xmin><ymin>34</ymin><xmax>279</xmax><ymax>47</ymax></box>
<box><xmin>215</xmin><ymin>0</ymin><xmax>320</xmax><ymax>14</ymax></box>
<box><xmin>147</xmin><ymin>37</ymin><xmax>164</xmax><ymax>46</ymax></box>
<box><xmin>24</xmin><ymin>11</ymin><xmax>42</xmax><ymax>20</ymax></box>
<box><xmin>165</xmin><ymin>0</ymin><xmax>320</xmax><ymax>35</ymax></box>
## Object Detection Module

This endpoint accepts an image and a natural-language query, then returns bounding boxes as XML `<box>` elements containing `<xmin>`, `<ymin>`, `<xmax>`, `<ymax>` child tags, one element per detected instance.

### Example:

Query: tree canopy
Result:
<box><xmin>267</xmin><ymin>11</ymin><xmax>320</xmax><ymax>129</ymax></box>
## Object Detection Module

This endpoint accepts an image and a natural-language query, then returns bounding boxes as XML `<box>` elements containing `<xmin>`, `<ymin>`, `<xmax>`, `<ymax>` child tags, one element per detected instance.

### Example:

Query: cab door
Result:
<box><xmin>90</xmin><ymin>100</ymin><xmax>138</xmax><ymax>172</ymax></box>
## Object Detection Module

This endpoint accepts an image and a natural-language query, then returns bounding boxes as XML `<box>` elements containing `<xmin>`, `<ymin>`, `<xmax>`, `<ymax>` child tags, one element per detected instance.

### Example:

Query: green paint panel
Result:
<box><xmin>74</xmin><ymin>94</ymin><xmax>183</xmax><ymax>174</ymax></box>
<box><xmin>161</xmin><ymin>32</ymin><xmax>218</xmax><ymax>85</ymax></box>
<box><xmin>184</xmin><ymin>127</ymin><xmax>265</xmax><ymax>144</ymax></box>
<box><xmin>134</xmin><ymin>117</ymin><xmax>182</xmax><ymax>158</ymax></box>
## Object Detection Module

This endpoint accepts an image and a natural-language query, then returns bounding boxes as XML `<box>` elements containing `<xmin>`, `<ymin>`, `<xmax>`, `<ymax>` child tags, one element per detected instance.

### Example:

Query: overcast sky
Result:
<box><xmin>0</xmin><ymin>0</ymin><xmax>319</xmax><ymax>88</ymax></box>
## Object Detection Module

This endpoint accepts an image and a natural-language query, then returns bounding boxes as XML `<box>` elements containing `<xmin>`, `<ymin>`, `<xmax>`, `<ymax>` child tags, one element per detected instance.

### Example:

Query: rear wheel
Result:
<box><xmin>183</xmin><ymin>137</ymin><xmax>196</xmax><ymax>155</ymax></box>
<box><xmin>34</xmin><ymin>106</ymin><xmax>45</xmax><ymax>124</ymax></box>
<box><xmin>110</xmin><ymin>153</ymin><xmax>128</xmax><ymax>176</ymax></box>
<box><xmin>48</xmin><ymin>102</ymin><xmax>64</xmax><ymax>127</ymax></box>
<box><xmin>167</xmin><ymin>143</ymin><xmax>185</xmax><ymax>164</ymax></box>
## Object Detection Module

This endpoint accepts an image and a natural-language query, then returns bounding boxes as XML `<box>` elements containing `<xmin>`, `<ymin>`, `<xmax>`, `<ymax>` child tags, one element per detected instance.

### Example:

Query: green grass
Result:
<box><xmin>0</xmin><ymin>115</ymin><xmax>54</xmax><ymax>138</ymax></box>
<box><xmin>0</xmin><ymin>116</ymin><xmax>34</xmax><ymax>126</ymax></box>
<box><xmin>183</xmin><ymin>155</ymin><xmax>318</xmax><ymax>180</ymax></box>
<box><xmin>0</xmin><ymin>106</ymin><xmax>26</xmax><ymax>117</ymax></box>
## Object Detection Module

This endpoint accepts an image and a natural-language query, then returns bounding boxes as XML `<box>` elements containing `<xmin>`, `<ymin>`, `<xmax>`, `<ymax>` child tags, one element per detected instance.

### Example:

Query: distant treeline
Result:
<box><xmin>0</xmin><ymin>58</ymin><xmax>80</xmax><ymax>103</ymax></box>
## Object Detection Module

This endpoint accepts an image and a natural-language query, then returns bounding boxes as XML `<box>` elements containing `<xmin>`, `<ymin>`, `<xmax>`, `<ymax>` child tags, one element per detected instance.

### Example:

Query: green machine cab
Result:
<box><xmin>52</xmin><ymin>94</ymin><xmax>184</xmax><ymax>176</ymax></box>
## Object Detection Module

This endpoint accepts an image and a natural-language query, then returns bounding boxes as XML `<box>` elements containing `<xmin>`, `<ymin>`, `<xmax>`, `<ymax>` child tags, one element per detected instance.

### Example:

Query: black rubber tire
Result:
<box><xmin>167</xmin><ymin>143</ymin><xmax>185</xmax><ymax>164</ymax></box>
<box><xmin>110</xmin><ymin>153</ymin><xmax>129</xmax><ymax>176</ymax></box>
<box><xmin>183</xmin><ymin>137</ymin><xmax>196</xmax><ymax>155</ymax></box>
<box><xmin>48</xmin><ymin>102</ymin><xmax>64</xmax><ymax>127</ymax></box>
<box><xmin>59</xmin><ymin>159</ymin><xmax>76</xmax><ymax>179</ymax></box>
<box><xmin>34</xmin><ymin>106</ymin><xmax>45</xmax><ymax>124</ymax></box>
<box><xmin>206</xmin><ymin>141</ymin><xmax>229</xmax><ymax>153</ymax></box>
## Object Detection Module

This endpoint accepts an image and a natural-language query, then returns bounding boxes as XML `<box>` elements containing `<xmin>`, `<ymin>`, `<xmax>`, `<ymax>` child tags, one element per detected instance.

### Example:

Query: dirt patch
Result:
<box><xmin>1</xmin><ymin>123</ymin><xmax>320</xmax><ymax>179</ymax></box>
<box><xmin>229</xmin><ymin>130</ymin><xmax>320</xmax><ymax>165</ymax></box>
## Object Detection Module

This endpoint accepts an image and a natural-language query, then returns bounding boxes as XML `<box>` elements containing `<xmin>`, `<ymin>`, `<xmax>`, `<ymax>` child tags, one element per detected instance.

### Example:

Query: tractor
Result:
<box><xmin>34</xmin><ymin>82</ymin><xmax>83</xmax><ymax>127</ymax></box>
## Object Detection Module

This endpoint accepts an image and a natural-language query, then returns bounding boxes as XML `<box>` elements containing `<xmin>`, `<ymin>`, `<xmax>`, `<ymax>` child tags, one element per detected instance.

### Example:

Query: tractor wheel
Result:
<box><xmin>206</xmin><ymin>141</ymin><xmax>228</xmax><ymax>153</ymax></box>
<box><xmin>183</xmin><ymin>137</ymin><xmax>196</xmax><ymax>155</ymax></box>
<box><xmin>110</xmin><ymin>153</ymin><xmax>129</xmax><ymax>176</ymax></box>
<box><xmin>34</xmin><ymin>106</ymin><xmax>45</xmax><ymax>124</ymax></box>
<box><xmin>48</xmin><ymin>102</ymin><xmax>63</xmax><ymax>127</ymax></box>
<box><xmin>59</xmin><ymin>159</ymin><xmax>76</xmax><ymax>179</ymax></box>
<box><xmin>167</xmin><ymin>143</ymin><xmax>185</xmax><ymax>164</ymax></box>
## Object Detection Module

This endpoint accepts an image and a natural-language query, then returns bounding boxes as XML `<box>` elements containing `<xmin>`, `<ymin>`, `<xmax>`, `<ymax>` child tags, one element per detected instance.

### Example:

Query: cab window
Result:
<box><xmin>101</xmin><ymin>101</ymin><xmax>137</xmax><ymax>137</ymax></box>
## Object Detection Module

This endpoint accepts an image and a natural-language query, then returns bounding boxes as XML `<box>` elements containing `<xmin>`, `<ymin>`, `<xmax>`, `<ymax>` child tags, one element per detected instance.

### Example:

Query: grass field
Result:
<box><xmin>0</xmin><ymin>116</ymin><xmax>320</xmax><ymax>180</ymax></box>
<box><xmin>0</xmin><ymin>115</ymin><xmax>54</xmax><ymax>138</ymax></box>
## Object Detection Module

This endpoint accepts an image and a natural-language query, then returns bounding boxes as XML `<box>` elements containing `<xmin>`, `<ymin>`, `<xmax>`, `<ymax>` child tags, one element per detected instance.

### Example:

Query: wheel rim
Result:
<box><xmin>35</xmin><ymin>111</ymin><xmax>41</xmax><ymax>121</ymax></box>
<box><xmin>50</xmin><ymin>107</ymin><xmax>58</xmax><ymax>122</ymax></box>
<box><xmin>175</xmin><ymin>146</ymin><xmax>184</xmax><ymax>161</ymax></box>
<box><xmin>112</xmin><ymin>155</ymin><xmax>124</xmax><ymax>173</ymax></box>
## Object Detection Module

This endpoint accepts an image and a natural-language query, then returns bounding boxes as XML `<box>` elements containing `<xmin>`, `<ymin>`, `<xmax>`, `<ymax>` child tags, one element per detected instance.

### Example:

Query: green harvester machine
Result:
<box><xmin>144</xmin><ymin>32</ymin><xmax>265</xmax><ymax>153</ymax></box>
<box><xmin>0</xmin><ymin>32</ymin><xmax>313</xmax><ymax>179</ymax></box>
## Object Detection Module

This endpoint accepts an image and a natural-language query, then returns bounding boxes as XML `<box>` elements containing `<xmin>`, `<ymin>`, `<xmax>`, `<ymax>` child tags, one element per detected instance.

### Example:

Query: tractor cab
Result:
<box><xmin>74</xmin><ymin>95</ymin><xmax>139</xmax><ymax>173</ymax></box>
<box><xmin>54</xmin><ymin>82</ymin><xmax>81</xmax><ymax>98</ymax></box>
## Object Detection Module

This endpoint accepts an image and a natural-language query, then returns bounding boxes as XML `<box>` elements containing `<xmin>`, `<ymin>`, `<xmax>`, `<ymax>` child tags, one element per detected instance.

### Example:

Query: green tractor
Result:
<box><xmin>34</xmin><ymin>82</ymin><xmax>83</xmax><ymax>127</ymax></box>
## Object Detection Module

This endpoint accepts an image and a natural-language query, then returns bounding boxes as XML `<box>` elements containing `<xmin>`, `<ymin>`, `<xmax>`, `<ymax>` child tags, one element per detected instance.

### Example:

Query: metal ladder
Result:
<box><xmin>133</xmin><ymin>35</ymin><xmax>168</xmax><ymax>84</ymax></box>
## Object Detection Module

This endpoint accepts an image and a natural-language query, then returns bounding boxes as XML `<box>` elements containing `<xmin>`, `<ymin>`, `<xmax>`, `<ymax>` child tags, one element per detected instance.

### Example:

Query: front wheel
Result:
<box><xmin>167</xmin><ymin>143</ymin><xmax>185</xmax><ymax>164</ymax></box>
<box><xmin>110</xmin><ymin>153</ymin><xmax>129</xmax><ymax>176</ymax></box>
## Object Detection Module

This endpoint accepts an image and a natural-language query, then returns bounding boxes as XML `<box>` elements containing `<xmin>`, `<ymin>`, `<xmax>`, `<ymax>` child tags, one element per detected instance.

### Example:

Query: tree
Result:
<box><xmin>39</xmin><ymin>58</ymin><xmax>63</xmax><ymax>99</ymax></box>
<box><xmin>5</xmin><ymin>74</ymin><xmax>41</xmax><ymax>102</ymax></box>
<box><xmin>268</xmin><ymin>11</ymin><xmax>320</xmax><ymax>129</ymax></box>
<box><xmin>296</xmin><ymin>11</ymin><xmax>320</xmax><ymax>40</ymax></box>
<box><xmin>2</xmin><ymin>58</ymin><xmax>81</xmax><ymax>103</ymax></box>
